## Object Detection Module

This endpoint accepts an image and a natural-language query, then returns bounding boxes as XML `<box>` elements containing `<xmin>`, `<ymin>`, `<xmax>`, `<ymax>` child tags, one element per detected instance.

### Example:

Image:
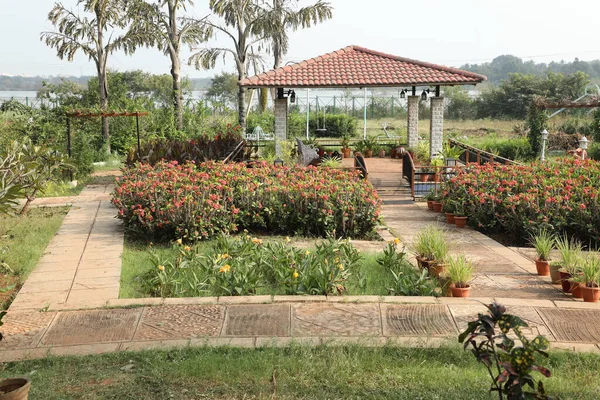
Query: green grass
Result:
<box><xmin>120</xmin><ymin>237</ymin><xmax>398</xmax><ymax>299</ymax></box>
<box><xmin>0</xmin><ymin>207</ymin><xmax>68</xmax><ymax>277</ymax></box>
<box><xmin>1</xmin><ymin>345</ymin><xmax>599</xmax><ymax>399</ymax></box>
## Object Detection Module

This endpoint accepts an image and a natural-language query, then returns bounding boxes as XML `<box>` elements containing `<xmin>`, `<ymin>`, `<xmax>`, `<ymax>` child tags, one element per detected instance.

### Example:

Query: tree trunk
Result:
<box><xmin>96</xmin><ymin>5</ymin><xmax>110</xmax><ymax>154</ymax></box>
<box><xmin>98</xmin><ymin>63</ymin><xmax>110</xmax><ymax>154</ymax></box>
<box><xmin>171</xmin><ymin>53</ymin><xmax>183</xmax><ymax>131</ymax></box>
<box><xmin>238</xmin><ymin>84</ymin><xmax>247</xmax><ymax>133</ymax></box>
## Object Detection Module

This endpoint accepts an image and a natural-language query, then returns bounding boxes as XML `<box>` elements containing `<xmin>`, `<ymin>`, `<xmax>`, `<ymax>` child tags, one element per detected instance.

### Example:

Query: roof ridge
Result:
<box><xmin>351</xmin><ymin>46</ymin><xmax>487</xmax><ymax>81</ymax></box>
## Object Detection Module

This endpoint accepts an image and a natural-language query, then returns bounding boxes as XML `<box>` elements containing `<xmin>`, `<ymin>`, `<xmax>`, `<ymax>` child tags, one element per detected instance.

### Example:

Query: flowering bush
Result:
<box><xmin>126</xmin><ymin>124</ymin><xmax>245</xmax><ymax>166</ymax></box>
<box><xmin>442</xmin><ymin>158</ymin><xmax>600</xmax><ymax>245</ymax></box>
<box><xmin>112</xmin><ymin>160</ymin><xmax>381</xmax><ymax>240</ymax></box>
<box><xmin>143</xmin><ymin>234</ymin><xmax>361</xmax><ymax>297</ymax></box>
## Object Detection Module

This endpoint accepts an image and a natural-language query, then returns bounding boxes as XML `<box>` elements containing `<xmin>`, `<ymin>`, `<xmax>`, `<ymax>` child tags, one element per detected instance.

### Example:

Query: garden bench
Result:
<box><xmin>296</xmin><ymin>138</ymin><xmax>320</xmax><ymax>166</ymax></box>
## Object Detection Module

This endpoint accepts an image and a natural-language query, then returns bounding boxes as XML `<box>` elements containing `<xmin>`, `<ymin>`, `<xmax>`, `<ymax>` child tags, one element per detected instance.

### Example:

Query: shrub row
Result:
<box><xmin>126</xmin><ymin>124</ymin><xmax>244</xmax><ymax>166</ymax></box>
<box><xmin>112</xmin><ymin>160</ymin><xmax>381</xmax><ymax>241</ymax></box>
<box><xmin>441</xmin><ymin>159</ymin><xmax>600</xmax><ymax>245</ymax></box>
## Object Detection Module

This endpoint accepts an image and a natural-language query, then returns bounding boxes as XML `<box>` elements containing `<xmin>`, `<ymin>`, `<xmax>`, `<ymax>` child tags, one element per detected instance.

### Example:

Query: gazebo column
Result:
<box><xmin>407</xmin><ymin>95</ymin><xmax>419</xmax><ymax>149</ymax></box>
<box><xmin>274</xmin><ymin>93</ymin><xmax>288</xmax><ymax>157</ymax></box>
<box><xmin>429</xmin><ymin>96</ymin><xmax>444</xmax><ymax>159</ymax></box>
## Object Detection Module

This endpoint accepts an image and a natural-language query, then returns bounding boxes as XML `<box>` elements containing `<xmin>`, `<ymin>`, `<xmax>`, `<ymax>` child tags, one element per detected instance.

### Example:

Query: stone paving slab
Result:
<box><xmin>538</xmin><ymin>308</ymin><xmax>600</xmax><ymax>343</ymax></box>
<box><xmin>134</xmin><ymin>305</ymin><xmax>224</xmax><ymax>341</ymax></box>
<box><xmin>223</xmin><ymin>304</ymin><xmax>290</xmax><ymax>337</ymax></box>
<box><xmin>292</xmin><ymin>303</ymin><xmax>381</xmax><ymax>337</ymax></box>
<box><xmin>383</xmin><ymin>304</ymin><xmax>456</xmax><ymax>336</ymax></box>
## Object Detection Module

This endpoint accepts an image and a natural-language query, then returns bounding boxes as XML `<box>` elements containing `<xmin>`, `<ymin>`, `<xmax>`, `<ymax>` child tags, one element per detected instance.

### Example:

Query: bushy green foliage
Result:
<box><xmin>143</xmin><ymin>235</ymin><xmax>361</xmax><ymax>297</ymax></box>
<box><xmin>112</xmin><ymin>161</ymin><xmax>381</xmax><ymax>241</ymax></box>
<box><xmin>526</xmin><ymin>103</ymin><xmax>548</xmax><ymax>158</ymax></box>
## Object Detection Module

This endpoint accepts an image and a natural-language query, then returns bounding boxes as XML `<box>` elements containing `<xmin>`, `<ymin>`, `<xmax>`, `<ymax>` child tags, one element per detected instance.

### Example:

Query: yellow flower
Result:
<box><xmin>334</xmin><ymin>257</ymin><xmax>340</xmax><ymax>263</ymax></box>
<box><xmin>338</xmin><ymin>264</ymin><xmax>344</xmax><ymax>271</ymax></box>
<box><xmin>157</xmin><ymin>265</ymin><xmax>165</xmax><ymax>271</ymax></box>
<box><xmin>292</xmin><ymin>271</ymin><xmax>299</xmax><ymax>279</ymax></box>
<box><xmin>176</xmin><ymin>238</ymin><xmax>182</xmax><ymax>245</ymax></box>
<box><xmin>219</xmin><ymin>264</ymin><xmax>231</xmax><ymax>273</ymax></box>
<box><xmin>394</xmin><ymin>238</ymin><xmax>401</xmax><ymax>245</ymax></box>
<box><xmin>222</xmin><ymin>253</ymin><xmax>230</xmax><ymax>259</ymax></box>
<box><xmin>252</xmin><ymin>238</ymin><xmax>263</xmax><ymax>245</ymax></box>
<box><xmin>305</xmin><ymin>250</ymin><xmax>310</xmax><ymax>255</ymax></box>
<box><xmin>324</xmin><ymin>259</ymin><xmax>328</xmax><ymax>265</ymax></box>
<box><xmin>285</xmin><ymin>237</ymin><xmax>291</xmax><ymax>243</ymax></box>
<box><xmin>184</xmin><ymin>246</ymin><xmax>191</xmax><ymax>252</ymax></box>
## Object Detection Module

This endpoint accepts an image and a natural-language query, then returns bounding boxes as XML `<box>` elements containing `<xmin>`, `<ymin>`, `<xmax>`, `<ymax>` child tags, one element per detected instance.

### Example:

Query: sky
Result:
<box><xmin>0</xmin><ymin>0</ymin><xmax>599</xmax><ymax>78</ymax></box>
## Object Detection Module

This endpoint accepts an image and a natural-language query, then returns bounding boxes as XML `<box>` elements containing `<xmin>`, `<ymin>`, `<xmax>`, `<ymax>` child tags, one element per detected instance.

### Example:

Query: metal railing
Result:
<box><xmin>222</xmin><ymin>141</ymin><xmax>246</xmax><ymax>163</ymax></box>
<box><xmin>402</xmin><ymin>152</ymin><xmax>458</xmax><ymax>198</ymax></box>
<box><xmin>448</xmin><ymin>139</ymin><xmax>520</xmax><ymax>166</ymax></box>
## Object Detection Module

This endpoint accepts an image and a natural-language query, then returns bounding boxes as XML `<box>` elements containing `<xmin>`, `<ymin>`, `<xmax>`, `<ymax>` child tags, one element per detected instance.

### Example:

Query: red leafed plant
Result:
<box><xmin>112</xmin><ymin>160</ymin><xmax>381</xmax><ymax>241</ymax></box>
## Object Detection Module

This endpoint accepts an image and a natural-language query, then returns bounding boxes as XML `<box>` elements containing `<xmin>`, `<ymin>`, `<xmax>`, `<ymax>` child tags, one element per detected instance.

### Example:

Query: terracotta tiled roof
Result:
<box><xmin>240</xmin><ymin>45</ymin><xmax>487</xmax><ymax>88</ymax></box>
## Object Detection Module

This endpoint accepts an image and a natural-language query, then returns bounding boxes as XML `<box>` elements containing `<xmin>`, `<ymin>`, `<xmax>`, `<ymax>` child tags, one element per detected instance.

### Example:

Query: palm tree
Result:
<box><xmin>127</xmin><ymin>0</ymin><xmax>210</xmax><ymax>131</ymax></box>
<box><xmin>189</xmin><ymin>0</ymin><xmax>333</xmax><ymax>133</ymax></box>
<box><xmin>41</xmin><ymin>0</ymin><xmax>147</xmax><ymax>154</ymax></box>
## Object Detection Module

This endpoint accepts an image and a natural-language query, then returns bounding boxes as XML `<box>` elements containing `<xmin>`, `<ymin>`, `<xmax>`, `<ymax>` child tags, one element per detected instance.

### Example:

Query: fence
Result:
<box><xmin>448</xmin><ymin>139</ymin><xmax>520</xmax><ymax>166</ymax></box>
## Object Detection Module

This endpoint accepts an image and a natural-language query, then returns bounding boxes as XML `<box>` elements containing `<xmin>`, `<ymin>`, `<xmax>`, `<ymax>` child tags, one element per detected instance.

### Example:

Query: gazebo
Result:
<box><xmin>240</xmin><ymin>45</ymin><xmax>487</xmax><ymax>159</ymax></box>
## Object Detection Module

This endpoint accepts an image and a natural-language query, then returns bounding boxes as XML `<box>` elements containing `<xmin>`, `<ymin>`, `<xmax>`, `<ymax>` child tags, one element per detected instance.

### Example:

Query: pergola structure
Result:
<box><xmin>240</xmin><ymin>45</ymin><xmax>487</xmax><ymax>159</ymax></box>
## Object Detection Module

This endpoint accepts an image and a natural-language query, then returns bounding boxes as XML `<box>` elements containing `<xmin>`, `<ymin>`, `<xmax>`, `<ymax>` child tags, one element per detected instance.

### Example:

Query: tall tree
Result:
<box><xmin>127</xmin><ymin>0</ymin><xmax>209</xmax><ymax>131</ymax></box>
<box><xmin>189</xmin><ymin>0</ymin><xmax>332</xmax><ymax>132</ymax></box>
<box><xmin>41</xmin><ymin>0</ymin><xmax>146</xmax><ymax>153</ymax></box>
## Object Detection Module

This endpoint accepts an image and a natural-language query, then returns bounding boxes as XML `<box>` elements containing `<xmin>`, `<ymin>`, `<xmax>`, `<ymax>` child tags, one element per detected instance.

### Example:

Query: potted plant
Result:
<box><xmin>412</xmin><ymin>226</ymin><xmax>434</xmax><ymax>270</ymax></box>
<box><xmin>555</xmin><ymin>236</ymin><xmax>582</xmax><ymax>293</ymax></box>
<box><xmin>447</xmin><ymin>254</ymin><xmax>474</xmax><ymax>297</ymax></box>
<box><xmin>430</xmin><ymin>156</ymin><xmax>444</xmax><ymax>182</ymax></box>
<box><xmin>377</xmin><ymin>145</ymin><xmax>386</xmax><ymax>158</ymax></box>
<box><xmin>443</xmin><ymin>199</ymin><xmax>456</xmax><ymax>224</ymax></box>
<box><xmin>340</xmin><ymin>135</ymin><xmax>352</xmax><ymax>158</ymax></box>
<box><xmin>419</xmin><ymin>166</ymin><xmax>432</xmax><ymax>182</ymax></box>
<box><xmin>453</xmin><ymin>202</ymin><xmax>468</xmax><ymax>228</ymax></box>
<box><xmin>361</xmin><ymin>136</ymin><xmax>377</xmax><ymax>158</ymax></box>
<box><xmin>529</xmin><ymin>230</ymin><xmax>554</xmax><ymax>276</ymax></box>
<box><xmin>428</xmin><ymin>229</ymin><xmax>450</xmax><ymax>278</ymax></box>
<box><xmin>440</xmin><ymin>143</ymin><xmax>464</xmax><ymax>166</ymax></box>
<box><xmin>424</xmin><ymin>191</ymin><xmax>437</xmax><ymax>211</ymax></box>
<box><xmin>580</xmin><ymin>253</ymin><xmax>600</xmax><ymax>303</ymax></box>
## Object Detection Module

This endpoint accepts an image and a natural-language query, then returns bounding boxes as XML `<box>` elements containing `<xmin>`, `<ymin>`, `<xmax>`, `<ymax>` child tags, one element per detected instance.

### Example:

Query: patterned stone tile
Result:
<box><xmin>41</xmin><ymin>308</ymin><xmax>141</xmax><ymax>346</ymax></box>
<box><xmin>0</xmin><ymin>312</ymin><xmax>57</xmax><ymax>349</ymax></box>
<box><xmin>538</xmin><ymin>308</ymin><xmax>600</xmax><ymax>343</ymax></box>
<box><xmin>470</xmin><ymin>275</ymin><xmax>565</xmax><ymax>300</ymax></box>
<box><xmin>224</xmin><ymin>304</ymin><xmax>290</xmax><ymax>337</ymax></box>
<box><xmin>292</xmin><ymin>303</ymin><xmax>380</xmax><ymax>337</ymax></box>
<box><xmin>134</xmin><ymin>305</ymin><xmax>224</xmax><ymax>340</ymax></box>
<box><xmin>383</xmin><ymin>304</ymin><xmax>457</xmax><ymax>336</ymax></box>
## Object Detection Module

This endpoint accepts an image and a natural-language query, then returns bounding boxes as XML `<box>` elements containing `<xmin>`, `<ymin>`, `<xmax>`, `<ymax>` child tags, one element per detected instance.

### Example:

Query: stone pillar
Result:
<box><xmin>274</xmin><ymin>96</ymin><xmax>288</xmax><ymax>157</ymax></box>
<box><xmin>429</xmin><ymin>96</ymin><xmax>444</xmax><ymax>159</ymax></box>
<box><xmin>407</xmin><ymin>96</ymin><xmax>419</xmax><ymax>149</ymax></box>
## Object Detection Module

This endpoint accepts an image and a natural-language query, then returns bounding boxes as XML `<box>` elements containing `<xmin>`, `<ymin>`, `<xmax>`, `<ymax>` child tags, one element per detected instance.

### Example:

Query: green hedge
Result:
<box><xmin>247</xmin><ymin>112</ymin><xmax>358</xmax><ymax>138</ymax></box>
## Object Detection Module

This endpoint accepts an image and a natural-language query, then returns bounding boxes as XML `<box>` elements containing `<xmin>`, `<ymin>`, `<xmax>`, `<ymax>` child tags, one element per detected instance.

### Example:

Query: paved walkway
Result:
<box><xmin>10</xmin><ymin>184</ymin><xmax>123</xmax><ymax>311</ymax></box>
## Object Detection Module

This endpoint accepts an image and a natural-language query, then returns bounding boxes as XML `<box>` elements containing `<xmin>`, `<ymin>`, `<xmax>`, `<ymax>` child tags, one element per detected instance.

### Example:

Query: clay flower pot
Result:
<box><xmin>559</xmin><ymin>270</ymin><xmax>572</xmax><ymax>293</ymax></box>
<box><xmin>365</xmin><ymin>150</ymin><xmax>373</xmax><ymax>158</ymax></box>
<box><xmin>549</xmin><ymin>264</ymin><xmax>562</xmax><ymax>284</ymax></box>
<box><xmin>450</xmin><ymin>284</ymin><xmax>471</xmax><ymax>298</ymax></box>
<box><xmin>0</xmin><ymin>378</ymin><xmax>31</xmax><ymax>400</ymax></box>
<box><xmin>432</xmin><ymin>201</ymin><xmax>443</xmax><ymax>213</ymax></box>
<box><xmin>570</xmin><ymin>280</ymin><xmax>583</xmax><ymax>299</ymax></box>
<box><xmin>454</xmin><ymin>216</ymin><xmax>468</xmax><ymax>228</ymax></box>
<box><xmin>535</xmin><ymin>259</ymin><xmax>550</xmax><ymax>276</ymax></box>
<box><xmin>427</xmin><ymin>200</ymin><xmax>434</xmax><ymax>211</ymax></box>
<box><xmin>582</xmin><ymin>285</ymin><xmax>600</xmax><ymax>303</ymax></box>
<box><xmin>342</xmin><ymin>148</ymin><xmax>351</xmax><ymax>158</ymax></box>
<box><xmin>390</xmin><ymin>148</ymin><xmax>397</xmax><ymax>159</ymax></box>
<box><xmin>445</xmin><ymin>212</ymin><xmax>455</xmax><ymax>224</ymax></box>
<box><xmin>428</xmin><ymin>262</ymin><xmax>447</xmax><ymax>278</ymax></box>
<box><xmin>420</xmin><ymin>174</ymin><xmax>430</xmax><ymax>182</ymax></box>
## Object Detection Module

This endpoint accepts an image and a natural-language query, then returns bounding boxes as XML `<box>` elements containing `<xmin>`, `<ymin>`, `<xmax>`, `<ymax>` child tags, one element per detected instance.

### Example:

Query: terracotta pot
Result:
<box><xmin>570</xmin><ymin>280</ymin><xmax>583</xmax><ymax>299</ymax></box>
<box><xmin>420</xmin><ymin>174</ymin><xmax>430</xmax><ymax>182</ymax></box>
<box><xmin>342</xmin><ymin>148</ymin><xmax>351</xmax><ymax>158</ymax></box>
<box><xmin>416</xmin><ymin>256</ymin><xmax>431</xmax><ymax>271</ymax></box>
<box><xmin>0</xmin><ymin>378</ymin><xmax>31</xmax><ymax>400</ymax></box>
<box><xmin>378</xmin><ymin>149</ymin><xmax>386</xmax><ymax>158</ymax></box>
<box><xmin>433</xmin><ymin>173</ymin><xmax>440</xmax><ymax>182</ymax></box>
<box><xmin>365</xmin><ymin>150</ymin><xmax>373</xmax><ymax>158</ymax></box>
<box><xmin>450</xmin><ymin>284</ymin><xmax>471</xmax><ymax>298</ymax></box>
<box><xmin>445</xmin><ymin>213</ymin><xmax>455</xmax><ymax>224</ymax></box>
<box><xmin>427</xmin><ymin>200</ymin><xmax>434</xmax><ymax>211</ymax></box>
<box><xmin>535</xmin><ymin>259</ymin><xmax>550</xmax><ymax>276</ymax></box>
<box><xmin>549</xmin><ymin>264</ymin><xmax>562</xmax><ymax>284</ymax></box>
<box><xmin>454</xmin><ymin>216</ymin><xmax>468</xmax><ymax>228</ymax></box>
<box><xmin>390</xmin><ymin>148</ymin><xmax>397</xmax><ymax>158</ymax></box>
<box><xmin>432</xmin><ymin>202</ymin><xmax>443</xmax><ymax>213</ymax></box>
<box><xmin>559</xmin><ymin>270</ymin><xmax>572</xmax><ymax>293</ymax></box>
<box><xmin>428</xmin><ymin>262</ymin><xmax>446</xmax><ymax>278</ymax></box>
<box><xmin>582</xmin><ymin>285</ymin><xmax>600</xmax><ymax>303</ymax></box>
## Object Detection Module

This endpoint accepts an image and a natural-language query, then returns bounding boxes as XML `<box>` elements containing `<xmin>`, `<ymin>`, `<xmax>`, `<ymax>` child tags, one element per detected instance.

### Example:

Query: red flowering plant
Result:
<box><xmin>112</xmin><ymin>161</ymin><xmax>381</xmax><ymax>241</ymax></box>
<box><xmin>441</xmin><ymin>158</ymin><xmax>600</xmax><ymax>245</ymax></box>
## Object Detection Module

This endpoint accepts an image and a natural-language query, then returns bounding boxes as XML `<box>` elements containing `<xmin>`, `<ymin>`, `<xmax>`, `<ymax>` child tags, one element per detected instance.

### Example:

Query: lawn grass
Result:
<box><xmin>0</xmin><ymin>207</ymin><xmax>68</xmax><ymax>278</ymax></box>
<box><xmin>1</xmin><ymin>345</ymin><xmax>599</xmax><ymax>399</ymax></box>
<box><xmin>120</xmin><ymin>237</ymin><xmax>398</xmax><ymax>299</ymax></box>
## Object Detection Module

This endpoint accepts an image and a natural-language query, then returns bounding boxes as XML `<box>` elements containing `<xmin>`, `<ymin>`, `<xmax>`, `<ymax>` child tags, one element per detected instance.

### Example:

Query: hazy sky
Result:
<box><xmin>0</xmin><ymin>0</ymin><xmax>598</xmax><ymax>78</ymax></box>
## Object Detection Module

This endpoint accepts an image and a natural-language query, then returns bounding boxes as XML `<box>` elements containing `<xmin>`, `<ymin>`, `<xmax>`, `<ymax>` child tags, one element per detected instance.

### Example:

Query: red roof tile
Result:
<box><xmin>240</xmin><ymin>45</ymin><xmax>487</xmax><ymax>88</ymax></box>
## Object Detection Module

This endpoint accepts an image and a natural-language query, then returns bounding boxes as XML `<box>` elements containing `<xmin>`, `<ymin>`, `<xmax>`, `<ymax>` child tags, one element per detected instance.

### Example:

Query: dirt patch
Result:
<box><xmin>0</xmin><ymin>274</ymin><xmax>20</xmax><ymax>310</ymax></box>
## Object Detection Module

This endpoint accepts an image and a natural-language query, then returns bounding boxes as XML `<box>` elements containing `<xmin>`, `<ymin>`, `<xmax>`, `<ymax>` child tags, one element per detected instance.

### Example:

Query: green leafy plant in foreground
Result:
<box><xmin>459</xmin><ymin>303</ymin><xmax>551</xmax><ymax>400</ymax></box>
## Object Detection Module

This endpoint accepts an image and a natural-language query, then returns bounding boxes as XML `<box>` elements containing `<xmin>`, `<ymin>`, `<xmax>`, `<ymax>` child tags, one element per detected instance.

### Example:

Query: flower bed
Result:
<box><xmin>112</xmin><ymin>161</ymin><xmax>381</xmax><ymax>241</ymax></box>
<box><xmin>442</xmin><ymin>158</ymin><xmax>600</xmax><ymax>244</ymax></box>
